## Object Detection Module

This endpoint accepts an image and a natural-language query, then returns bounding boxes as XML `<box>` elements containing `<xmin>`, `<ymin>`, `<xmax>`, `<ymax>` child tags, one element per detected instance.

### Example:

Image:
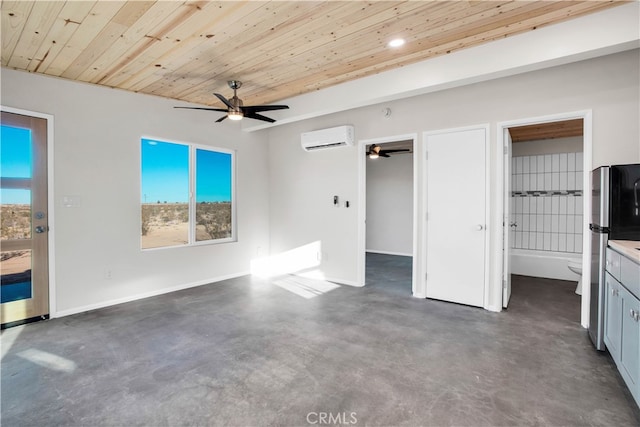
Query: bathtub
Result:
<box><xmin>511</xmin><ymin>249</ymin><xmax>582</xmax><ymax>281</ymax></box>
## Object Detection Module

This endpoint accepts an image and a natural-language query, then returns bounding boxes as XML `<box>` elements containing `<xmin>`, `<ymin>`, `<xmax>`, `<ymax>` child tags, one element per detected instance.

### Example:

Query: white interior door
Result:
<box><xmin>425</xmin><ymin>128</ymin><xmax>486</xmax><ymax>307</ymax></box>
<box><xmin>503</xmin><ymin>128</ymin><xmax>513</xmax><ymax>308</ymax></box>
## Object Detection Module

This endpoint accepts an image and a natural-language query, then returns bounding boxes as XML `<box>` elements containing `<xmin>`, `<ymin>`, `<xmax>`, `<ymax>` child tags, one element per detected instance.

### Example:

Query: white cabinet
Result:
<box><xmin>621</xmin><ymin>252</ymin><xmax>640</xmax><ymax>297</ymax></box>
<box><xmin>604</xmin><ymin>272</ymin><xmax>623</xmax><ymax>360</ymax></box>
<box><xmin>619</xmin><ymin>284</ymin><xmax>639</xmax><ymax>397</ymax></box>
<box><xmin>605</xmin><ymin>247</ymin><xmax>640</xmax><ymax>408</ymax></box>
<box><xmin>606</xmin><ymin>248</ymin><xmax>622</xmax><ymax>281</ymax></box>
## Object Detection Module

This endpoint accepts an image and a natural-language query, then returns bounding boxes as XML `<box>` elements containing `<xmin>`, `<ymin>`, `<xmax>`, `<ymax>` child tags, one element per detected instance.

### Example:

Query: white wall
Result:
<box><xmin>1</xmin><ymin>69</ymin><xmax>270</xmax><ymax>315</ymax></box>
<box><xmin>267</xmin><ymin>130</ymin><xmax>358</xmax><ymax>284</ymax></box>
<box><xmin>365</xmin><ymin>154</ymin><xmax>413</xmax><ymax>256</ymax></box>
<box><xmin>267</xmin><ymin>49</ymin><xmax>640</xmax><ymax>308</ymax></box>
<box><xmin>2</xmin><ymin>49</ymin><xmax>637</xmax><ymax>315</ymax></box>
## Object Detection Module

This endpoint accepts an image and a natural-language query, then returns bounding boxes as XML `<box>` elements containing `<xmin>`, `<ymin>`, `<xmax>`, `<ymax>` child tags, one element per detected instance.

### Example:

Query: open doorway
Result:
<box><xmin>358</xmin><ymin>136</ymin><xmax>417</xmax><ymax>296</ymax></box>
<box><xmin>501</xmin><ymin>116</ymin><xmax>589</xmax><ymax>326</ymax></box>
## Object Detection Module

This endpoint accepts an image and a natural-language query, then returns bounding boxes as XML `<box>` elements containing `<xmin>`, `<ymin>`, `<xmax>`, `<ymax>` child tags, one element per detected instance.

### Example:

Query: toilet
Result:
<box><xmin>568</xmin><ymin>260</ymin><xmax>582</xmax><ymax>295</ymax></box>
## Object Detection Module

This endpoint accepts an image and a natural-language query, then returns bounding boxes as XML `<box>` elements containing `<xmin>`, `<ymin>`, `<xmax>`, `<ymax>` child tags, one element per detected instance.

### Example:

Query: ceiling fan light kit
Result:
<box><xmin>227</xmin><ymin>111</ymin><xmax>243</xmax><ymax>121</ymax></box>
<box><xmin>175</xmin><ymin>80</ymin><xmax>289</xmax><ymax>123</ymax></box>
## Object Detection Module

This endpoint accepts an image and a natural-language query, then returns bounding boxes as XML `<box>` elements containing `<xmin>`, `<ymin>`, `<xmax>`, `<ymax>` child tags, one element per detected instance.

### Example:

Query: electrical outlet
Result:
<box><xmin>104</xmin><ymin>268</ymin><xmax>112</xmax><ymax>280</ymax></box>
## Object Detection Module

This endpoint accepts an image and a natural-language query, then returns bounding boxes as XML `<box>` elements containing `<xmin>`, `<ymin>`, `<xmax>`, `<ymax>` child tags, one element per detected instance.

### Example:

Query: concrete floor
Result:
<box><xmin>366</xmin><ymin>252</ymin><xmax>412</xmax><ymax>297</ymax></box>
<box><xmin>2</xmin><ymin>264</ymin><xmax>639</xmax><ymax>426</ymax></box>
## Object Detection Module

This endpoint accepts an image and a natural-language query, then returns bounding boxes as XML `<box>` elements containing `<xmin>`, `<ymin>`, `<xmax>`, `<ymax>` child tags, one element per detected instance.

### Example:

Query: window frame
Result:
<box><xmin>140</xmin><ymin>136</ymin><xmax>236</xmax><ymax>251</ymax></box>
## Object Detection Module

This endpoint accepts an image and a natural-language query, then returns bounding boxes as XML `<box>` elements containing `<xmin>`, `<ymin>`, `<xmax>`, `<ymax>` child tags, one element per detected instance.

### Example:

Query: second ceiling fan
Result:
<box><xmin>175</xmin><ymin>80</ymin><xmax>289</xmax><ymax>123</ymax></box>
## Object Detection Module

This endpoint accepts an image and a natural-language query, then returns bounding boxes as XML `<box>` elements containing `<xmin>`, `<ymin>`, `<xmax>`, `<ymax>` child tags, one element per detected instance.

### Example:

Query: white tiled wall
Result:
<box><xmin>510</xmin><ymin>152</ymin><xmax>583</xmax><ymax>253</ymax></box>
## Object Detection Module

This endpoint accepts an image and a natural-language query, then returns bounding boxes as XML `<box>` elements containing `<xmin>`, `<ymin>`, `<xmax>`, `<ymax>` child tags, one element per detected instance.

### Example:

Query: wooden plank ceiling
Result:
<box><xmin>509</xmin><ymin>119</ymin><xmax>584</xmax><ymax>142</ymax></box>
<box><xmin>1</xmin><ymin>1</ymin><xmax>624</xmax><ymax>108</ymax></box>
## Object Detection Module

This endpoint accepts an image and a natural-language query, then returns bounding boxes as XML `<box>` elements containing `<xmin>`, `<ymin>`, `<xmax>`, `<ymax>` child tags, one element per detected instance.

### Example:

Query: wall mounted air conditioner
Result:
<box><xmin>301</xmin><ymin>125</ymin><xmax>354</xmax><ymax>151</ymax></box>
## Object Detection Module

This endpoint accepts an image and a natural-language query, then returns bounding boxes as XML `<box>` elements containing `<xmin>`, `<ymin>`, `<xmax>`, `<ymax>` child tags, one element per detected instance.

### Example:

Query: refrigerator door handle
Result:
<box><xmin>634</xmin><ymin>179</ymin><xmax>639</xmax><ymax>216</ymax></box>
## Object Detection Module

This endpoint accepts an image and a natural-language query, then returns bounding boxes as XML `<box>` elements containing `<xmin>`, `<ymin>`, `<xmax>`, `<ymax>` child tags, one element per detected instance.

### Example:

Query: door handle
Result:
<box><xmin>634</xmin><ymin>179</ymin><xmax>639</xmax><ymax>216</ymax></box>
<box><xmin>34</xmin><ymin>225</ymin><xmax>49</xmax><ymax>233</ymax></box>
<box><xmin>476</xmin><ymin>224</ymin><xmax>484</xmax><ymax>231</ymax></box>
<box><xmin>509</xmin><ymin>222</ymin><xmax>518</xmax><ymax>228</ymax></box>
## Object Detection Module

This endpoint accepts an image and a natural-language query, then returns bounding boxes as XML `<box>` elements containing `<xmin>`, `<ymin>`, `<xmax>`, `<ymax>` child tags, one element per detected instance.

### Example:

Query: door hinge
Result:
<box><xmin>503</xmin><ymin>279</ymin><xmax>507</xmax><ymax>289</ymax></box>
<box><xmin>425</xmin><ymin>151</ymin><xmax>428</xmax><ymax>161</ymax></box>
<box><xmin>425</xmin><ymin>273</ymin><xmax>428</xmax><ymax>281</ymax></box>
<box><xmin>503</xmin><ymin>146</ymin><xmax>508</xmax><ymax>155</ymax></box>
<box><xmin>425</xmin><ymin>212</ymin><xmax>429</xmax><ymax>221</ymax></box>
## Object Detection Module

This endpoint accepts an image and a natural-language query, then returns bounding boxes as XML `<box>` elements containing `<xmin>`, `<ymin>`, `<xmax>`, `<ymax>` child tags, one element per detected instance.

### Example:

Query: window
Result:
<box><xmin>140</xmin><ymin>138</ymin><xmax>234</xmax><ymax>249</ymax></box>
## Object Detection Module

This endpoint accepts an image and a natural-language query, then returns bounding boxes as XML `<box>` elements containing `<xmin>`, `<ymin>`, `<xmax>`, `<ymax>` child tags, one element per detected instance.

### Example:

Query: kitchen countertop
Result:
<box><xmin>609</xmin><ymin>240</ymin><xmax>640</xmax><ymax>264</ymax></box>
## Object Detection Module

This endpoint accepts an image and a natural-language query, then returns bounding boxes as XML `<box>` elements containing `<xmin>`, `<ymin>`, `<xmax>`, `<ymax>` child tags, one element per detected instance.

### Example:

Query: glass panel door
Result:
<box><xmin>1</xmin><ymin>112</ymin><xmax>49</xmax><ymax>325</ymax></box>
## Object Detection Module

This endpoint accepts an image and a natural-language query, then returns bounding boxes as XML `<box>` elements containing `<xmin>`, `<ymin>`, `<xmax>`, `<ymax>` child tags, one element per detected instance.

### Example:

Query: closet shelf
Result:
<box><xmin>512</xmin><ymin>190</ymin><xmax>582</xmax><ymax>197</ymax></box>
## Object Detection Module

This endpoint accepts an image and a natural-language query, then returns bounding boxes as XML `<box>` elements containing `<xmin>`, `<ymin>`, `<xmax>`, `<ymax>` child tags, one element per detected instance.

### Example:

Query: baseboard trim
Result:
<box><xmin>485</xmin><ymin>304</ymin><xmax>502</xmax><ymax>313</ymax></box>
<box><xmin>366</xmin><ymin>250</ymin><xmax>412</xmax><ymax>257</ymax></box>
<box><xmin>52</xmin><ymin>271</ymin><xmax>250</xmax><ymax>318</ymax></box>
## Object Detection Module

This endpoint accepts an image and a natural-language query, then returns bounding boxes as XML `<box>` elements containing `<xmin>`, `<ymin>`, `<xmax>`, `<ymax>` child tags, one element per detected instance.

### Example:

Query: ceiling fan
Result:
<box><xmin>367</xmin><ymin>144</ymin><xmax>411</xmax><ymax>159</ymax></box>
<box><xmin>174</xmin><ymin>80</ymin><xmax>289</xmax><ymax>123</ymax></box>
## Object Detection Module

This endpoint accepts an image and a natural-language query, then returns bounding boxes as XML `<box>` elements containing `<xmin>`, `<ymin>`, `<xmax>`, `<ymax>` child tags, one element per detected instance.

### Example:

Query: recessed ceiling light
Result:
<box><xmin>388</xmin><ymin>38</ymin><xmax>405</xmax><ymax>48</ymax></box>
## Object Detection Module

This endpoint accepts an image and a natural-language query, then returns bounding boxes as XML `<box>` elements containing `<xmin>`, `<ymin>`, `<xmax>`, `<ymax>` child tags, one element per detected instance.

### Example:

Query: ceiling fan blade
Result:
<box><xmin>174</xmin><ymin>106</ymin><xmax>228</xmax><ymax>112</ymax></box>
<box><xmin>179</xmin><ymin>82</ymin><xmax>288</xmax><ymax>124</ymax></box>
<box><xmin>243</xmin><ymin>105</ymin><xmax>289</xmax><ymax>113</ymax></box>
<box><xmin>380</xmin><ymin>153</ymin><xmax>391</xmax><ymax>158</ymax></box>
<box><xmin>380</xmin><ymin>149</ymin><xmax>411</xmax><ymax>154</ymax></box>
<box><xmin>244</xmin><ymin>112</ymin><xmax>276</xmax><ymax>123</ymax></box>
<box><xmin>214</xmin><ymin>93</ymin><xmax>234</xmax><ymax>109</ymax></box>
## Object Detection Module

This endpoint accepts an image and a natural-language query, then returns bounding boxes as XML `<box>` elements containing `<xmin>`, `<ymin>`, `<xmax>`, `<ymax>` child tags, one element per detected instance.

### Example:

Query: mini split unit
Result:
<box><xmin>300</xmin><ymin>125</ymin><xmax>355</xmax><ymax>151</ymax></box>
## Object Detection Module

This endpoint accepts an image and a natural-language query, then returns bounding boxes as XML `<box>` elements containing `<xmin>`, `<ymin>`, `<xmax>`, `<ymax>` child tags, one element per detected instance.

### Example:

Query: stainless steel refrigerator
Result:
<box><xmin>589</xmin><ymin>164</ymin><xmax>640</xmax><ymax>350</ymax></box>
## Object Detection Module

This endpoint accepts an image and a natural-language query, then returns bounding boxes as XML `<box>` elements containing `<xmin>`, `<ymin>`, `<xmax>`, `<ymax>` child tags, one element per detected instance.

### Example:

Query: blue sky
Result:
<box><xmin>1</xmin><ymin>125</ymin><xmax>32</xmax><ymax>204</ymax></box>
<box><xmin>141</xmin><ymin>138</ymin><xmax>231</xmax><ymax>203</ymax></box>
<box><xmin>2</xmin><ymin>134</ymin><xmax>231</xmax><ymax>205</ymax></box>
<box><xmin>195</xmin><ymin>148</ymin><xmax>232</xmax><ymax>203</ymax></box>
